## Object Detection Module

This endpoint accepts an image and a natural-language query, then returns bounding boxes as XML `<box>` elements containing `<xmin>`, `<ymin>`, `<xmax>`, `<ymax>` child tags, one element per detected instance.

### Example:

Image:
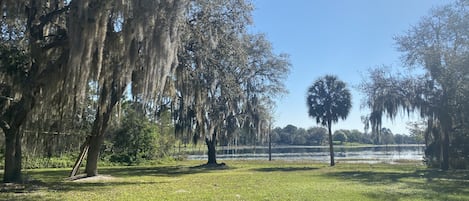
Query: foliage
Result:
<box><xmin>406</xmin><ymin>121</ymin><xmax>425</xmax><ymax>144</ymax></box>
<box><xmin>108</xmin><ymin>104</ymin><xmax>176</xmax><ymax>165</ymax></box>
<box><xmin>360</xmin><ymin>0</ymin><xmax>469</xmax><ymax>169</ymax></box>
<box><xmin>269</xmin><ymin>125</ymin><xmax>328</xmax><ymax>146</ymax></box>
<box><xmin>307</xmin><ymin>127</ymin><xmax>328</xmax><ymax>145</ymax></box>
<box><xmin>267</xmin><ymin>124</ymin><xmax>423</xmax><ymax>146</ymax></box>
<box><xmin>110</xmin><ymin>111</ymin><xmax>156</xmax><ymax>165</ymax></box>
<box><xmin>22</xmin><ymin>155</ymin><xmax>77</xmax><ymax>169</ymax></box>
<box><xmin>333</xmin><ymin>130</ymin><xmax>347</xmax><ymax>144</ymax></box>
<box><xmin>1</xmin><ymin>160</ymin><xmax>468</xmax><ymax>201</ymax></box>
<box><xmin>306</xmin><ymin>75</ymin><xmax>352</xmax><ymax>127</ymax></box>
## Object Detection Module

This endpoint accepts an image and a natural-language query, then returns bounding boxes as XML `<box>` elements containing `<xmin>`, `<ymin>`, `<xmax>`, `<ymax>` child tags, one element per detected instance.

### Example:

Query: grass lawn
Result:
<box><xmin>1</xmin><ymin>160</ymin><xmax>468</xmax><ymax>201</ymax></box>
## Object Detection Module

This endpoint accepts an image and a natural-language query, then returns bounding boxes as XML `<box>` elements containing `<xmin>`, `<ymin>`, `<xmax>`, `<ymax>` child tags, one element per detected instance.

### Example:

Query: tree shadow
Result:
<box><xmin>0</xmin><ymin>180</ymin><xmax>168</xmax><ymax>201</ymax></box>
<box><xmin>99</xmin><ymin>163</ymin><xmax>235</xmax><ymax>178</ymax></box>
<box><xmin>1</xmin><ymin>194</ymin><xmax>61</xmax><ymax>201</ymax></box>
<box><xmin>325</xmin><ymin>169</ymin><xmax>469</xmax><ymax>200</ymax></box>
<box><xmin>326</xmin><ymin>171</ymin><xmax>410</xmax><ymax>184</ymax></box>
<box><xmin>50</xmin><ymin>180</ymin><xmax>167</xmax><ymax>192</ymax></box>
<box><xmin>1</xmin><ymin>162</ymin><xmax>235</xmax><ymax>195</ymax></box>
<box><xmin>252</xmin><ymin>167</ymin><xmax>319</xmax><ymax>172</ymax></box>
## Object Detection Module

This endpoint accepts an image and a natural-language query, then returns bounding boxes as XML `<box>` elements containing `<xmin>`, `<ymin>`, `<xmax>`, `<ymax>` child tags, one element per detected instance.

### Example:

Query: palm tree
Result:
<box><xmin>306</xmin><ymin>75</ymin><xmax>352</xmax><ymax>166</ymax></box>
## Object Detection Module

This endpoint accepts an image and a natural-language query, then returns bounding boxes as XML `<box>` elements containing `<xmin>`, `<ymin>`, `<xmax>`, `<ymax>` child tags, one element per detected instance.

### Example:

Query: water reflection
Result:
<box><xmin>186</xmin><ymin>144</ymin><xmax>425</xmax><ymax>164</ymax></box>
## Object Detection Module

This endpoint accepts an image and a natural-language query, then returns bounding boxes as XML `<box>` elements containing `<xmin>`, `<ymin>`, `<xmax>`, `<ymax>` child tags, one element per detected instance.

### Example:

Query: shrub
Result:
<box><xmin>109</xmin><ymin>107</ymin><xmax>176</xmax><ymax>165</ymax></box>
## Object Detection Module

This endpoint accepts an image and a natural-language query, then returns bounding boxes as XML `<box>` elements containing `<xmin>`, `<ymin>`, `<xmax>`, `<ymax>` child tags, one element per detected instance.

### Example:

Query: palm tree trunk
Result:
<box><xmin>328</xmin><ymin>121</ymin><xmax>335</xmax><ymax>166</ymax></box>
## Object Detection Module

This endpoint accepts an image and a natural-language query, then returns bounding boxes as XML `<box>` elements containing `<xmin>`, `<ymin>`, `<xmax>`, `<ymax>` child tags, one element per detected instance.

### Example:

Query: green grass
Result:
<box><xmin>1</xmin><ymin>160</ymin><xmax>468</xmax><ymax>201</ymax></box>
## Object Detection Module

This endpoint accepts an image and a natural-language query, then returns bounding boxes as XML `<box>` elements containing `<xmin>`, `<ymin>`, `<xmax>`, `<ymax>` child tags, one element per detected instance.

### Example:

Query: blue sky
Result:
<box><xmin>250</xmin><ymin>0</ymin><xmax>449</xmax><ymax>134</ymax></box>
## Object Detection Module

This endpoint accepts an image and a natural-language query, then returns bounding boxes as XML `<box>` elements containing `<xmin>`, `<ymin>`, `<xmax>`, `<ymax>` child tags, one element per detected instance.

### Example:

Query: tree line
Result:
<box><xmin>264</xmin><ymin>125</ymin><xmax>424</xmax><ymax>146</ymax></box>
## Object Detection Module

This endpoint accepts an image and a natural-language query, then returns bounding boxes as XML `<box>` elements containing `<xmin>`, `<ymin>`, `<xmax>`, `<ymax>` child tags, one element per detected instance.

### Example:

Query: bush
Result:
<box><xmin>23</xmin><ymin>155</ymin><xmax>76</xmax><ymax>169</ymax></box>
<box><xmin>109</xmin><ymin>154</ymin><xmax>132</xmax><ymax>164</ymax></box>
<box><xmin>108</xmin><ymin>107</ymin><xmax>176</xmax><ymax>165</ymax></box>
<box><xmin>333</xmin><ymin>131</ymin><xmax>347</xmax><ymax>144</ymax></box>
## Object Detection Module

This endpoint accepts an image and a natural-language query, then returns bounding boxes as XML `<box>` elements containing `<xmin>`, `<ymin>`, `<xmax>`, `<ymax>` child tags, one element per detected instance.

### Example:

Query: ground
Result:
<box><xmin>0</xmin><ymin>160</ymin><xmax>468</xmax><ymax>200</ymax></box>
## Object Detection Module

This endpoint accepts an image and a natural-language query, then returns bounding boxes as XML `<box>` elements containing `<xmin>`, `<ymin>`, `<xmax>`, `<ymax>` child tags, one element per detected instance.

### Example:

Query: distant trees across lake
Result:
<box><xmin>237</xmin><ymin>124</ymin><xmax>424</xmax><ymax>146</ymax></box>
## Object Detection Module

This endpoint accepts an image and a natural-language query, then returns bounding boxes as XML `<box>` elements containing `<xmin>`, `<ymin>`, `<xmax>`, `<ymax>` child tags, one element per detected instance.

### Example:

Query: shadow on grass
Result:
<box><xmin>51</xmin><ymin>180</ymin><xmax>167</xmax><ymax>192</ymax></box>
<box><xmin>22</xmin><ymin>163</ymin><xmax>234</xmax><ymax>180</ymax></box>
<box><xmin>1</xmin><ymin>194</ymin><xmax>61</xmax><ymax>201</ymax></box>
<box><xmin>0</xmin><ymin>180</ymin><xmax>168</xmax><ymax>201</ymax></box>
<box><xmin>0</xmin><ymin>162</ymin><xmax>235</xmax><ymax>195</ymax></box>
<box><xmin>326</xmin><ymin>168</ymin><xmax>469</xmax><ymax>201</ymax></box>
<box><xmin>100</xmin><ymin>163</ymin><xmax>235</xmax><ymax>178</ymax></box>
<box><xmin>253</xmin><ymin>167</ymin><xmax>319</xmax><ymax>172</ymax></box>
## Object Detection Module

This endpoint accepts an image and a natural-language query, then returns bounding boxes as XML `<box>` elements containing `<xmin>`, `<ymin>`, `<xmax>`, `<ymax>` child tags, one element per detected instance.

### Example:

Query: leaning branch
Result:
<box><xmin>0</xmin><ymin>95</ymin><xmax>14</xmax><ymax>101</ymax></box>
<box><xmin>38</xmin><ymin>5</ymin><xmax>70</xmax><ymax>27</ymax></box>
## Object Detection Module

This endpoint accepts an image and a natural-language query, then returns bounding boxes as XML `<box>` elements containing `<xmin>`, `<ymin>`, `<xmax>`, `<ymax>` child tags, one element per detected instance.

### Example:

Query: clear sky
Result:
<box><xmin>250</xmin><ymin>0</ymin><xmax>450</xmax><ymax>134</ymax></box>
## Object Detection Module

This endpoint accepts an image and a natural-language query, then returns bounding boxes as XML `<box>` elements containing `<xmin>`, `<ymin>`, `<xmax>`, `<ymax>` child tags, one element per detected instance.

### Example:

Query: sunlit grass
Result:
<box><xmin>1</xmin><ymin>160</ymin><xmax>468</xmax><ymax>201</ymax></box>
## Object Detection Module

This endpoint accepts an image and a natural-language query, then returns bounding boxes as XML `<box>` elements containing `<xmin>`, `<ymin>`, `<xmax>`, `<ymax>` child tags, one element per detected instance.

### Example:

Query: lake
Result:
<box><xmin>185</xmin><ymin>144</ymin><xmax>425</xmax><ymax>164</ymax></box>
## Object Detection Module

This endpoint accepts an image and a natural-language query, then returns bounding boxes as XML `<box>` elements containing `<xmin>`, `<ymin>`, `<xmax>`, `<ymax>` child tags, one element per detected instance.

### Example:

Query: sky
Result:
<box><xmin>249</xmin><ymin>0</ymin><xmax>450</xmax><ymax>134</ymax></box>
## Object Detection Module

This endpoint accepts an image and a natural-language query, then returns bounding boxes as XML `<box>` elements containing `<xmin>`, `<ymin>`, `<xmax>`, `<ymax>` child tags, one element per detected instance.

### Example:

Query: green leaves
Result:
<box><xmin>306</xmin><ymin>75</ymin><xmax>352</xmax><ymax>127</ymax></box>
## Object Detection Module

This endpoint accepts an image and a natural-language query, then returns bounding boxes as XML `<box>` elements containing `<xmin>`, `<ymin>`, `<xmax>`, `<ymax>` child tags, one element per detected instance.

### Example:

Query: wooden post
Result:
<box><xmin>268</xmin><ymin>121</ymin><xmax>272</xmax><ymax>161</ymax></box>
<box><xmin>69</xmin><ymin>136</ymin><xmax>90</xmax><ymax>177</ymax></box>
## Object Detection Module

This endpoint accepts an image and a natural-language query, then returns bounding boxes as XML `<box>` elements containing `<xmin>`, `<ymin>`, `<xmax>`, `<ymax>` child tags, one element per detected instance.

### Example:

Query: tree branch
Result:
<box><xmin>39</xmin><ymin>5</ymin><xmax>70</xmax><ymax>27</ymax></box>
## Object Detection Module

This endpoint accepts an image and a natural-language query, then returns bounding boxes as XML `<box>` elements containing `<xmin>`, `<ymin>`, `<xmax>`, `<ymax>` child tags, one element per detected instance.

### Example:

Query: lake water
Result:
<box><xmin>186</xmin><ymin>144</ymin><xmax>425</xmax><ymax>164</ymax></box>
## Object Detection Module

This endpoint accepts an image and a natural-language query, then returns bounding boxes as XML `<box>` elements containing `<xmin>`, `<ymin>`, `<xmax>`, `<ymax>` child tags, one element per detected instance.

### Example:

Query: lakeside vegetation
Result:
<box><xmin>1</xmin><ymin>160</ymin><xmax>468</xmax><ymax>201</ymax></box>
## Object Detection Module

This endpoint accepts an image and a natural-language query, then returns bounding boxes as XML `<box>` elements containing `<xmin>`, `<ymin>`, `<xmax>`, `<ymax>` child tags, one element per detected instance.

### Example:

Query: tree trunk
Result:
<box><xmin>205</xmin><ymin>132</ymin><xmax>217</xmax><ymax>165</ymax></box>
<box><xmin>84</xmin><ymin>100</ymin><xmax>114</xmax><ymax>177</ymax></box>
<box><xmin>425</xmin><ymin>118</ymin><xmax>432</xmax><ymax>147</ymax></box>
<box><xmin>83</xmin><ymin>81</ymin><xmax>124</xmax><ymax>177</ymax></box>
<box><xmin>328</xmin><ymin>121</ymin><xmax>335</xmax><ymax>166</ymax></box>
<box><xmin>441</xmin><ymin>130</ymin><xmax>450</xmax><ymax>170</ymax></box>
<box><xmin>1</xmin><ymin>95</ymin><xmax>34</xmax><ymax>183</ymax></box>
<box><xmin>268</xmin><ymin>129</ymin><xmax>272</xmax><ymax>161</ymax></box>
<box><xmin>440</xmin><ymin>115</ymin><xmax>451</xmax><ymax>170</ymax></box>
<box><xmin>85</xmin><ymin>134</ymin><xmax>105</xmax><ymax>176</ymax></box>
<box><xmin>439</xmin><ymin>100</ymin><xmax>452</xmax><ymax>171</ymax></box>
<box><xmin>3</xmin><ymin>128</ymin><xmax>22</xmax><ymax>183</ymax></box>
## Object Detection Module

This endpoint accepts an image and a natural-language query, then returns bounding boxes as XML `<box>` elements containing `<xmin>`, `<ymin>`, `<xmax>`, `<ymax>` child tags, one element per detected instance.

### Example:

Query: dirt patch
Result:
<box><xmin>175</xmin><ymin>189</ymin><xmax>190</xmax><ymax>193</ymax></box>
<box><xmin>69</xmin><ymin>174</ymin><xmax>118</xmax><ymax>182</ymax></box>
<box><xmin>191</xmin><ymin>162</ymin><xmax>228</xmax><ymax>169</ymax></box>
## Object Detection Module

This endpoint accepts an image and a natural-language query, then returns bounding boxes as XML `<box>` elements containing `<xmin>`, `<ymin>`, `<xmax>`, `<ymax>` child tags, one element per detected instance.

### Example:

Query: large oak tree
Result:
<box><xmin>0</xmin><ymin>0</ymin><xmax>187</xmax><ymax>182</ymax></box>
